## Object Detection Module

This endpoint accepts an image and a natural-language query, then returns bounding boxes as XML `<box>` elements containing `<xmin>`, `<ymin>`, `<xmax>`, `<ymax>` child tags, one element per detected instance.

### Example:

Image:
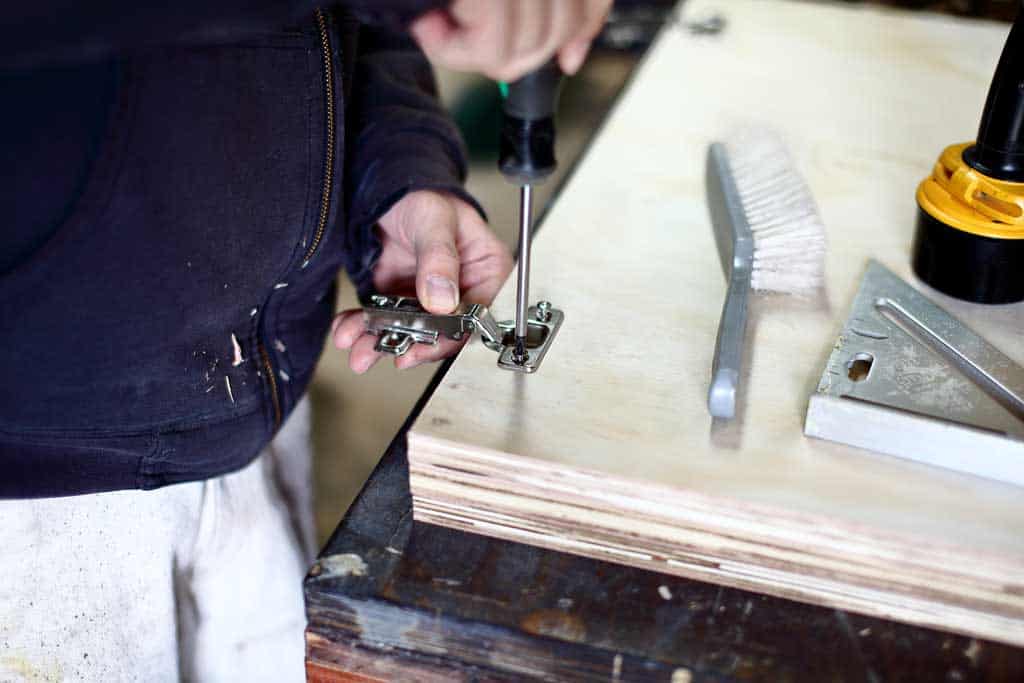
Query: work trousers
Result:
<box><xmin>0</xmin><ymin>399</ymin><xmax>315</xmax><ymax>682</ymax></box>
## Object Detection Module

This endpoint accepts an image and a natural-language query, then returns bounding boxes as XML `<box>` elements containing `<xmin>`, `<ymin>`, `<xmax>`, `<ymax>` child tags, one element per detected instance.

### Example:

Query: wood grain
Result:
<box><xmin>408</xmin><ymin>0</ymin><xmax>1024</xmax><ymax>646</ymax></box>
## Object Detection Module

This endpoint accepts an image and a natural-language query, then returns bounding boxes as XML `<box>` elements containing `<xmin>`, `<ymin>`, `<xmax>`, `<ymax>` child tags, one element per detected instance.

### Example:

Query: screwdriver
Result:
<box><xmin>499</xmin><ymin>60</ymin><xmax>564</xmax><ymax>364</ymax></box>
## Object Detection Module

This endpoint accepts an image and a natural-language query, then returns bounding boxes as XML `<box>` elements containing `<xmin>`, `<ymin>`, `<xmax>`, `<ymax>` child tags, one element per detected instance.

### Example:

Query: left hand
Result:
<box><xmin>332</xmin><ymin>190</ymin><xmax>513</xmax><ymax>373</ymax></box>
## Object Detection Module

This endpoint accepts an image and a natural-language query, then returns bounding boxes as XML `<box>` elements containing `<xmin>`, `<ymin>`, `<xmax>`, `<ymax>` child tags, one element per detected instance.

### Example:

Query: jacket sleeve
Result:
<box><xmin>0</xmin><ymin>2</ymin><xmax>326</xmax><ymax>68</ymax></box>
<box><xmin>341</xmin><ymin>23</ymin><xmax>485</xmax><ymax>300</ymax></box>
<box><xmin>0</xmin><ymin>1</ymin><xmax>443</xmax><ymax>68</ymax></box>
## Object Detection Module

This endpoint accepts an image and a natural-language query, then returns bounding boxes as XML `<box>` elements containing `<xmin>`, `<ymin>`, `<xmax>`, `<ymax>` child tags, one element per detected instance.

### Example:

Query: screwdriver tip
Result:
<box><xmin>513</xmin><ymin>337</ymin><xmax>528</xmax><ymax>364</ymax></box>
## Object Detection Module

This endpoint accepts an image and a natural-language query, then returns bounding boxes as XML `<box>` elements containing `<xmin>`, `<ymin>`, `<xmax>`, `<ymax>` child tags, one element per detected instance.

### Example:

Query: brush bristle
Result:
<box><xmin>726</xmin><ymin>132</ymin><xmax>826</xmax><ymax>293</ymax></box>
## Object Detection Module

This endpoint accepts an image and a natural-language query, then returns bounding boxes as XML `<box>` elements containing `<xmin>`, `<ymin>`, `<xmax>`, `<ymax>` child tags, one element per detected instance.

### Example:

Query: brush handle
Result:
<box><xmin>709</xmin><ymin>267</ymin><xmax>751</xmax><ymax>419</ymax></box>
<box><xmin>706</xmin><ymin>143</ymin><xmax>754</xmax><ymax>420</ymax></box>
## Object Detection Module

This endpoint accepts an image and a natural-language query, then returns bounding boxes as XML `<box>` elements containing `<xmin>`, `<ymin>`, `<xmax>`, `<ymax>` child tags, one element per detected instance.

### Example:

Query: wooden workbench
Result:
<box><xmin>305</xmin><ymin>1</ymin><xmax>1024</xmax><ymax>678</ymax></box>
<box><xmin>407</xmin><ymin>0</ymin><xmax>1024</xmax><ymax>645</ymax></box>
<box><xmin>304</xmin><ymin>365</ymin><xmax>1024</xmax><ymax>681</ymax></box>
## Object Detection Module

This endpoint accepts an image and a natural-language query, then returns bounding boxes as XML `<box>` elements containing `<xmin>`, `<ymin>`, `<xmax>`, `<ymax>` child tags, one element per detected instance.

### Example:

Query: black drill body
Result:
<box><xmin>912</xmin><ymin>3</ymin><xmax>1024</xmax><ymax>304</ymax></box>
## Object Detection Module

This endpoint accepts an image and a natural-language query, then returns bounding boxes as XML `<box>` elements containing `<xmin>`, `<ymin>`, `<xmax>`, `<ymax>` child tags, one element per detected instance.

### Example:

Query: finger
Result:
<box><xmin>331</xmin><ymin>309</ymin><xmax>365</xmax><ymax>350</ymax></box>
<box><xmin>408</xmin><ymin>9</ymin><xmax>458</xmax><ymax>59</ymax></box>
<box><xmin>557</xmin><ymin>37</ymin><xmax>591</xmax><ymax>76</ymax></box>
<box><xmin>394</xmin><ymin>337</ymin><xmax>467</xmax><ymax>370</ymax></box>
<box><xmin>413</xmin><ymin>2</ymin><xmax>506</xmax><ymax>78</ymax></box>
<box><xmin>409</xmin><ymin>200</ymin><xmax>462</xmax><ymax>314</ymax></box>
<box><xmin>348</xmin><ymin>334</ymin><xmax>384</xmax><ymax>374</ymax></box>
<box><xmin>460</xmin><ymin>256</ymin><xmax>513</xmax><ymax>305</ymax></box>
<box><xmin>509</xmin><ymin>0</ymin><xmax>550</xmax><ymax>67</ymax></box>
<box><xmin>457</xmin><ymin>239</ymin><xmax>514</xmax><ymax>305</ymax></box>
<box><xmin>524</xmin><ymin>0</ymin><xmax>577</xmax><ymax>70</ymax></box>
<box><xmin>451</xmin><ymin>204</ymin><xmax>515</xmax><ymax>305</ymax></box>
<box><xmin>558</xmin><ymin>0</ymin><xmax>610</xmax><ymax>74</ymax></box>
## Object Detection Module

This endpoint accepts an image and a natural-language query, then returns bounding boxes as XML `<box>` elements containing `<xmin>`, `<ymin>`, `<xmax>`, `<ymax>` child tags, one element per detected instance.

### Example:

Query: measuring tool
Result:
<box><xmin>805</xmin><ymin>261</ymin><xmax>1024</xmax><ymax>487</ymax></box>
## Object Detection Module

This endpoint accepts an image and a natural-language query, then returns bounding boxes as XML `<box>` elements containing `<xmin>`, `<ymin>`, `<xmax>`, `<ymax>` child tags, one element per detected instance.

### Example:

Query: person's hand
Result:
<box><xmin>409</xmin><ymin>0</ymin><xmax>612</xmax><ymax>81</ymax></box>
<box><xmin>332</xmin><ymin>190</ymin><xmax>513</xmax><ymax>373</ymax></box>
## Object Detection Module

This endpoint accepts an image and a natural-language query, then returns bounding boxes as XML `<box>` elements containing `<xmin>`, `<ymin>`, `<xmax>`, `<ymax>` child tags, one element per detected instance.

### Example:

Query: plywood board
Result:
<box><xmin>408</xmin><ymin>0</ymin><xmax>1024</xmax><ymax>646</ymax></box>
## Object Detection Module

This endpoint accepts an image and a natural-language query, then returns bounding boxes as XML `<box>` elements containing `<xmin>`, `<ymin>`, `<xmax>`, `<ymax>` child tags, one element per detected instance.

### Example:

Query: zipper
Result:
<box><xmin>260</xmin><ymin>9</ymin><xmax>333</xmax><ymax>428</ymax></box>
<box><xmin>258</xmin><ymin>342</ymin><xmax>283</xmax><ymax>428</ymax></box>
<box><xmin>304</xmin><ymin>7</ymin><xmax>336</xmax><ymax>267</ymax></box>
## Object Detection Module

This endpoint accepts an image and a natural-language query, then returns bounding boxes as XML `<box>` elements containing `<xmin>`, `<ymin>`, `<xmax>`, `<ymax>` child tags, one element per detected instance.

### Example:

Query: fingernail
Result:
<box><xmin>426</xmin><ymin>276</ymin><xmax>458</xmax><ymax>312</ymax></box>
<box><xmin>561</xmin><ymin>44</ymin><xmax>587</xmax><ymax>75</ymax></box>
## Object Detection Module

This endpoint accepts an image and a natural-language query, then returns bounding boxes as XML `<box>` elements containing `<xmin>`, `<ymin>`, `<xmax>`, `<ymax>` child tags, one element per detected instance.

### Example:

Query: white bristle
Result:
<box><xmin>726</xmin><ymin>132</ymin><xmax>826</xmax><ymax>293</ymax></box>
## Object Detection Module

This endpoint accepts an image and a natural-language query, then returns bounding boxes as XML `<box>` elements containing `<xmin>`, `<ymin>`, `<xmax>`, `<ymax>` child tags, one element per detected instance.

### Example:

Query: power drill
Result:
<box><xmin>912</xmin><ymin>4</ymin><xmax>1024</xmax><ymax>304</ymax></box>
<box><xmin>498</xmin><ymin>60</ymin><xmax>564</xmax><ymax>364</ymax></box>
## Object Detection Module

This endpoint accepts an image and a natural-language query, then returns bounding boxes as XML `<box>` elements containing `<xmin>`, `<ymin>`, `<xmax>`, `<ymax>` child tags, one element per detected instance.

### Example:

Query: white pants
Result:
<box><xmin>0</xmin><ymin>399</ymin><xmax>315</xmax><ymax>683</ymax></box>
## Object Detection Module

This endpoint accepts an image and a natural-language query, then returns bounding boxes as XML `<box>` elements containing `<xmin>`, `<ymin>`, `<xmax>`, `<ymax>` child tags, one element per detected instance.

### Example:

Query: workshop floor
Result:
<box><xmin>309</xmin><ymin>53</ymin><xmax>638</xmax><ymax>544</ymax></box>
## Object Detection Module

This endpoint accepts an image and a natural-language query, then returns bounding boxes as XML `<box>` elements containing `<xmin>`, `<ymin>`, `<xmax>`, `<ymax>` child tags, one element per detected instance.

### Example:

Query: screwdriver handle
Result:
<box><xmin>499</xmin><ymin>60</ymin><xmax>564</xmax><ymax>186</ymax></box>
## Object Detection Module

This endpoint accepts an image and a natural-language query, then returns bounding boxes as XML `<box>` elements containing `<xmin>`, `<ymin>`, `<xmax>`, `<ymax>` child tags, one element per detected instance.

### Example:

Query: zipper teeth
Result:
<box><xmin>259</xmin><ymin>343</ymin><xmax>283</xmax><ymax>428</ymax></box>
<box><xmin>304</xmin><ymin>7</ymin><xmax>335</xmax><ymax>266</ymax></box>
<box><xmin>260</xmin><ymin>9</ymin><xmax>330</xmax><ymax>429</ymax></box>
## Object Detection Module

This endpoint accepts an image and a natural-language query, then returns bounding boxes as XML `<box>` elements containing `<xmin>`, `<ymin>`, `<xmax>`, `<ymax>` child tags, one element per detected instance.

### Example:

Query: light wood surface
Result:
<box><xmin>408</xmin><ymin>0</ymin><xmax>1024</xmax><ymax>645</ymax></box>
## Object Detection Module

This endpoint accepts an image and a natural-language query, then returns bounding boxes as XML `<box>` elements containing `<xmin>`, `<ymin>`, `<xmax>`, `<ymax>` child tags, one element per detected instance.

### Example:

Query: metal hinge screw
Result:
<box><xmin>536</xmin><ymin>301</ymin><xmax>553</xmax><ymax>322</ymax></box>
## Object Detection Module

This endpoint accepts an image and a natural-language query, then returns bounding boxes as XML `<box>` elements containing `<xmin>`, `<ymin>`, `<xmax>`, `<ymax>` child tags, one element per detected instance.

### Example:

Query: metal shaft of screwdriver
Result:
<box><xmin>513</xmin><ymin>184</ymin><xmax>533</xmax><ymax>362</ymax></box>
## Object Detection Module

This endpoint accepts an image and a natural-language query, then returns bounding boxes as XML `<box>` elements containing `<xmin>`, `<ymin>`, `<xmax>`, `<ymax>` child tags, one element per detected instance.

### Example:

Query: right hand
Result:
<box><xmin>409</xmin><ymin>0</ymin><xmax>612</xmax><ymax>81</ymax></box>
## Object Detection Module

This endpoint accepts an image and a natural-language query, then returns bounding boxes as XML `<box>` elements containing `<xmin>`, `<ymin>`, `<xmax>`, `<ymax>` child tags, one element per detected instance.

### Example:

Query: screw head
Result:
<box><xmin>536</xmin><ymin>301</ymin><xmax>552</xmax><ymax>322</ymax></box>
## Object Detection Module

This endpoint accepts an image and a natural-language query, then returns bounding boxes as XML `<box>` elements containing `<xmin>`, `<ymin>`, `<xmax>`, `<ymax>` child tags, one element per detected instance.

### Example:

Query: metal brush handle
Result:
<box><xmin>709</xmin><ymin>268</ymin><xmax>751</xmax><ymax>419</ymax></box>
<box><xmin>706</xmin><ymin>143</ymin><xmax>754</xmax><ymax>420</ymax></box>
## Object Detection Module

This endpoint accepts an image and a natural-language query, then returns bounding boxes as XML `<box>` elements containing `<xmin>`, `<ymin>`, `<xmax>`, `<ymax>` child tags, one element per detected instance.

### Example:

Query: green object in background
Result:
<box><xmin>498</xmin><ymin>81</ymin><xmax>509</xmax><ymax>99</ymax></box>
<box><xmin>450</xmin><ymin>80</ymin><xmax>504</xmax><ymax>162</ymax></box>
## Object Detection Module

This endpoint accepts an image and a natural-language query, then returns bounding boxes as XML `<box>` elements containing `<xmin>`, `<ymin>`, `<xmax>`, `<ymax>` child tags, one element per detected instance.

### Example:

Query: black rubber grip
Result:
<box><xmin>502</xmin><ymin>60</ymin><xmax>563</xmax><ymax>119</ymax></box>
<box><xmin>499</xmin><ymin>60</ymin><xmax>563</xmax><ymax>185</ymax></box>
<box><xmin>499</xmin><ymin>116</ymin><xmax>557</xmax><ymax>185</ymax></box>
<box><xmin>963</xmin><ymin>5</ymin><xmax>1024</xmax><ymax>181</ymax></box>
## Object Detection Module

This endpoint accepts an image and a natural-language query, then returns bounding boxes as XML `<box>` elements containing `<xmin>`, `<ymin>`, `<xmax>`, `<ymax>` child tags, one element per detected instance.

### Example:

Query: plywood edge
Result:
<box><xmin>407</xmin><ymin>432</ymin><xmax>1024</xmax><ymax>582</ymax></box>
<box><xmin>410</xmin><ymin>460</ymin><xmax>1018</xmax><ymax>594</ymax></box>
<box><xmin>410</xmin><ymin>494</ymin><xmax>1024</xmax><ymax>648</ymax></box>
<box><xmin>410</xmin><ymin>473</ymin><xmax>1024</xmax><ymax>616</ymax></box>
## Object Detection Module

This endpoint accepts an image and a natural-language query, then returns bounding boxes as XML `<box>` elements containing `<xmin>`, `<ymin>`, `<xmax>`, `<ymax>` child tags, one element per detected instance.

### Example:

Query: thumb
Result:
<box><xmin>408</xmin><ymin>195</ymin><xmax>461</xmax><ymax>314</ymax></box>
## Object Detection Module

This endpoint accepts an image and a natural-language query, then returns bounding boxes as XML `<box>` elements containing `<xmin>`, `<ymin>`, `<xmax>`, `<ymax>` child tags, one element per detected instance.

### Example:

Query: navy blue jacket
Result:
<box><xmin>0</xmin><ymin>2</ymin><xmax>478</xmax><ymax>497</ymax></box>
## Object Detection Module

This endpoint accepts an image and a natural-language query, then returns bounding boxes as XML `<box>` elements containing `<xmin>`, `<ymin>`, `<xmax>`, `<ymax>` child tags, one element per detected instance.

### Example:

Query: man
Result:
<box><xmin>0</xmin><ymin>1</ymin><xmax>610</xmax><ymax>680</ymax></box>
